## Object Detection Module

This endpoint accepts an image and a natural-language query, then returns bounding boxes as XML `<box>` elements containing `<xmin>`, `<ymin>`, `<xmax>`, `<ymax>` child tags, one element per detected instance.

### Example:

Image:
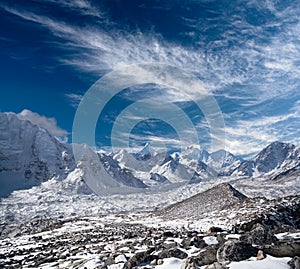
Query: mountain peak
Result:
<box><xmin>0</xmin><ymin>112</ymin><xmax>75</xmax><ymax>197</ymax></box>
<box><xmin>159</xmin><ymin>183</ymin><xmax>247</xmax><ymax>219</ymax></box>
<box><xmin>139</xmin><ymin>142</ymin><xmax>151</xmax><ymax>156</ymax></box>
<box><xmin>133</xmin><ymin>142</ymin><xmax>152</xmax><ymax>161</ymax></box>
<box><xmin>253</xmin><ymin>141</ymin><xmax>295</xmax><ymax>173</ymax></box>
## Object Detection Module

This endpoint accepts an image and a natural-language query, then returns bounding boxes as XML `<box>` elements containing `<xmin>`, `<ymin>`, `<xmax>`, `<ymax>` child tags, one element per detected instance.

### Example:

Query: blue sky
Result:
<box><xmin>1</xmin><ymin>0</ymin><xmax>300</xmax><ymax>158</ymax></box>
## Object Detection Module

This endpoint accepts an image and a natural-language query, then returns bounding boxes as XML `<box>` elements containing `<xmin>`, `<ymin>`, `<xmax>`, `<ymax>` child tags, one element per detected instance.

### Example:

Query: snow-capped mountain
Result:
<box><xmin>111</xmin><ymin>144</ymin><xmax>242</xmax><ymax>185</ymax></box>
<box><xmin>133</xmin><ymin>142</ymin><xmax>151</xmax><ymax>161</ymax></box>
<box><xmin>67</xmin><ymin>141</ymin><xmax>300</xmax><ymax>194</ymax></box>
<box><xmin>109</xmin><ymin>140</ymin><xmax>300</xmax><ymax>191</ymax></box>
<box><xmin>113</xmin><ymin>145</ymin><xmax>202</xmax><ymax>185</ymax></box>
<box><xmin>233</xmin><ymin>141</ymin><xmax>300</xmax><ymax>178</ymax></box>
<box><xmin>0</xmin><ymin>112</ymin><xmax>75</xmax><ymax>197</ymax></box>
<box><xmin>180</xmin><ymin>146</ymin><xmax>242</xmax><ymax>177</ymax></box>
<box><xmin>1</xmin><ymin>111</ymin><xmax>300</xmax><ymax>198</ymax></box>
<box><xmin>98</xmin><ymin>153</ymin><xmax>147</xmax><ymax>189</ymax></box>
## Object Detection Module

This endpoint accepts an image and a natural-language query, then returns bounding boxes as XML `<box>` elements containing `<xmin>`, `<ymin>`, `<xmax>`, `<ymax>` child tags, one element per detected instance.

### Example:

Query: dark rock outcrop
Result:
<box><xmin>217</xmin><ymin>240</ymin><xmax>257</xmax><ymax>262</ymax></box>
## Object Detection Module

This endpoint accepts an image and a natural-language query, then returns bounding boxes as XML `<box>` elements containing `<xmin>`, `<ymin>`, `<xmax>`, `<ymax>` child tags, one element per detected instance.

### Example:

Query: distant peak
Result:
<box><xmin>140</xmin><ymin>142</ymin><xmax>151</xmax><ymax>154</ymax></box>
<box><xmin>268</xmin><ymin>141</ymin><xmax>295</xmax><ymax>148</ymax></box>
<box><xmin>255</xmin><ymin>141</ymin><xmax>295</xmax><ymax>159</ymax></box>
<box><xmin>206</xmin><ymin>183</ymin><xmax>247</xmax><ymax>199</ymax></box>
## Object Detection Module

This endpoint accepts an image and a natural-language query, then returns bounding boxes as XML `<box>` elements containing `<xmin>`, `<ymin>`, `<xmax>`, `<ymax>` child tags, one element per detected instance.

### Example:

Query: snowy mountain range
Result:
<box><xmin>109</xmin><ymin>140</ymin><xmax>300</xmax><ymax>192</ymax></box>
<box><xmin>0</xmin><ymin>111</ymin><xmax>300</xmax><ymax>197</ymax></box>
<box><xmin>1</xmin><ymin>112</ymin><xmax>299</xmax><ymax>269</ymax></box>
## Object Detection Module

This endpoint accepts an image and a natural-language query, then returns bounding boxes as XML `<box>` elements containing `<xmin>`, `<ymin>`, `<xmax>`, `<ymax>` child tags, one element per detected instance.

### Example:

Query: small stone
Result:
<box><xmin>163</xmin><ymin>231</ymin><xmax>175</xmax><ymax>238</ymax></box>
<box><xmin>180</xmin><ymin>258</ymin><xmax>196</xmax><ymax>269</ymax></box>
<box><xmin>163</xmin><ymin>241</ymin><xmax>177</xmax><ymax>249</ymax></box>
<box><xmin>115</xmin><ymin>254</ymin><xmax>127</xmax><ymax>263</ymax></box>
<box><xmin>59</xmin><ymin>254</ymin><xmax>66</xmax><ymax>260</ymax></box>
<box><xmin>256</xmin><ymin>250</ymin><xmax>266</xmax><ymax>260</ymax></box>
<box><xmin>157</xmin><ymin>259</ymin><xmax>164</xmax><ymax>265</ymax></box>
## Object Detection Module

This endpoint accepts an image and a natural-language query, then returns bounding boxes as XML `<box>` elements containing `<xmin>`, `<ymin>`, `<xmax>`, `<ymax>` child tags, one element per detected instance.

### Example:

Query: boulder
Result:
<box><xmin>288</xmin><ymin>256</ymin><xmax>300</xmax><ymax>269</ymax></box>
<box><xmin>240</xmin><ymin>223</ymin><xmax>278</xmax><ymax>246</ymax></box>
<box><xmin>264</xmin><ymin>240</ymin><xmax>300</xmax><ymax>257</ymax></box>
<box><xmin>187</xmin><ymin>245</ymin><xmax>218</xmax><ymax>267</ymax></box>
<box><xmin>193</xmin><ymin>237</ymin><xmax>208</xmax><ymax>249</ymax></box>
<box><xmin>181</xmin><ymin>238</ymin><xmax>192</xmax><ymax>249</ymax></box>
<box><xmin>158</xmin><ymin>248</ymin><xmax>188</xmax><ymax>259</ymax></box>
<box><xmin>123</xmin><ymin>247</ymin><xmax>157</xmax><ymax>269</ymax></box>
<box><xmin>217</xmin><ymin>240</ymin><xmax>257</xmax><ymax>262</ymax></box>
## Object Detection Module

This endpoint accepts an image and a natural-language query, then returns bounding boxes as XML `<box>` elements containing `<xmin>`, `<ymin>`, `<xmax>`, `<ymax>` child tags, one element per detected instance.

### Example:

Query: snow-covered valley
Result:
<box><xmin>0</xmin><ymin>112</ymin><xmax>299</xmax><ymax>268</ymax></box>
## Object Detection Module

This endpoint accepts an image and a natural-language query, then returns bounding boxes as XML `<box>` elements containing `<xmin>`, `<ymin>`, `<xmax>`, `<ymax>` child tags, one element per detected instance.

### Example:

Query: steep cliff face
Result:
<box><xmin>0</xmin><ymin>112</ymin><xmax>75</xmax><ymax>197</ymax></box>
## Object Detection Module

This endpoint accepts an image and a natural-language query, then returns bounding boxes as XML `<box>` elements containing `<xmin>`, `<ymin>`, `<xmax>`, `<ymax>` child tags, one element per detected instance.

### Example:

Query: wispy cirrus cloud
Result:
<box><xmin>65</xmin><ymin>93</ymin><xmax>84</xmax><ymax>108</ymax></box>
<box><xmin>3</xmin><ymin>1</ymin><xmax>300</xmax><ymax>100</ymax></box>
<box><xmin>2</xmin><ymin>0</ymin><xmax>300</xmax><ymax>154</ymax></box>
<box><xmin>224</xmin><ymin>109</ymin><xmax>300</xmax><ymax>157</ymax></box>
<box><xmin>35</xmin><ymin>0</ymin><xmax>104</xmax><ymax>18</ymax></box>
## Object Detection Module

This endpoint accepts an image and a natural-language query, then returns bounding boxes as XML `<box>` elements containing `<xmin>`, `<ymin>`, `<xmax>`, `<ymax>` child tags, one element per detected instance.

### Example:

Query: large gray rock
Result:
<box><xmin>158</xmin><ymin>248</ymin><xmax>188</xmax><ymax>259</ymax></box>
<box><xmin>193</xmin><ymin>236</ymin><xmax>209</xmax><ymax>249</ymax></box>
<box><xmin>264</xmin><ymin>240</ymin><xmax>300</xmax><ymax>257</ymax></box>
<box><xmin>217</xmin><ymin>240</ymin><xmax>257</xmax><ymax>262</ymax></box>
<box><xmin>288</xmin><ymin>256</ymin><xmax>300</xmax><ymax>269</ymax></box>
<box><xmin>185</xmin><ymin>245</ymin><xmax>218</xmax><ymax>267</ymax></box>
<box><xmin>123</xmin><ymin>247</ymin><xmax>156</xmax><ymax>269</ymax></box>
<box><xmin>240</xmin><ymin>223</ymin><xmax>278</xmax><ymax>246</ymax></box>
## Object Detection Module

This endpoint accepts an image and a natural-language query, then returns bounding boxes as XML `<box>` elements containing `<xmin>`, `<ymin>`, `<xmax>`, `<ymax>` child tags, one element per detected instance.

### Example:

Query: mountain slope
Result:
<box><xmin>0</xmin><ymin>112</ymin><xmax>75</xmax><ymax>197</ymax></box>
<box><xmin>159</xmin><ymin>183</ymin><xmax>247</xmax><ymax>219</ymax></box>
<box><xmin>234</xmin><ymin>141</ymin><xmax>300</xmax><ymax>178</ymax></box>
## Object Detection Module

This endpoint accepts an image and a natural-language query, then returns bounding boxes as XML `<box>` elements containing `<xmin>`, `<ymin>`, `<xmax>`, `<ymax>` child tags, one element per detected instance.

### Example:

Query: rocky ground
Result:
<box><xmin>0</xmin><ymin>183</ymin><xmax>299</xmax><ymax>269</ymax></box>
<box><xmin>0</xmin><ymin>211</ymin><xmax>299</xmax><ymax>269</ymax></box>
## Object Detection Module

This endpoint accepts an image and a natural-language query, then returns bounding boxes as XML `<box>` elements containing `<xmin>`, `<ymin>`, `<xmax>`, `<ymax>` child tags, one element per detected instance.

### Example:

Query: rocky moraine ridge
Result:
<box><xmin>0</xmin><ymin>183</ymin><xmax>299</xmax><ymax>269</ymax></box>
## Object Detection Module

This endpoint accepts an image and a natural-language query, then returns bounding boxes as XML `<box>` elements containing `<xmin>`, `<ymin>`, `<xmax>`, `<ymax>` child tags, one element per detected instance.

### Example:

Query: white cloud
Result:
<box><xmin>3</xmin><ymin>1</ymin><xmax>300</xmax><ymax>102</ymax></box>
<box><xmin>224</xmin><ymin>111</ymin><xmax>300</xmax><ymax>157</ymax></box>
<box><xmin>36</xmin><ymin>0</ymin><xmax>104</xmax><ymax>18</ymax></box>
<box><xmin>18</xmin><ymin>109</ymin><xmax>68</xmax><ymax>138</ymax></box>
<box><xmin>3</xmin><ymin>1</ymin><xmax>300</xmax><ymax>154</ymax></box>
<box><xmin>65</xmin><ymin>93</ymin><xmax>83</xmax><ymax>108</ymax></box>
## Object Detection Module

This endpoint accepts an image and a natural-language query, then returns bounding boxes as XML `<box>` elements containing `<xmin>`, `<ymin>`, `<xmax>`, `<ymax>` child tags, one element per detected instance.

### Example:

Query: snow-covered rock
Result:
<box><xmin>234</xmin><ymin>141</ymin><xmax>300</xmax><ymax>178</ymax></box>
<box><xmin>0</xmin><ymin>112</ymin><xmax>75</xmax><ymax>197</ymax></box>
<box><xmin>134</xmin><ymin>142</ymin><xmax>152</xmax><ymax>160</ymax></box>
